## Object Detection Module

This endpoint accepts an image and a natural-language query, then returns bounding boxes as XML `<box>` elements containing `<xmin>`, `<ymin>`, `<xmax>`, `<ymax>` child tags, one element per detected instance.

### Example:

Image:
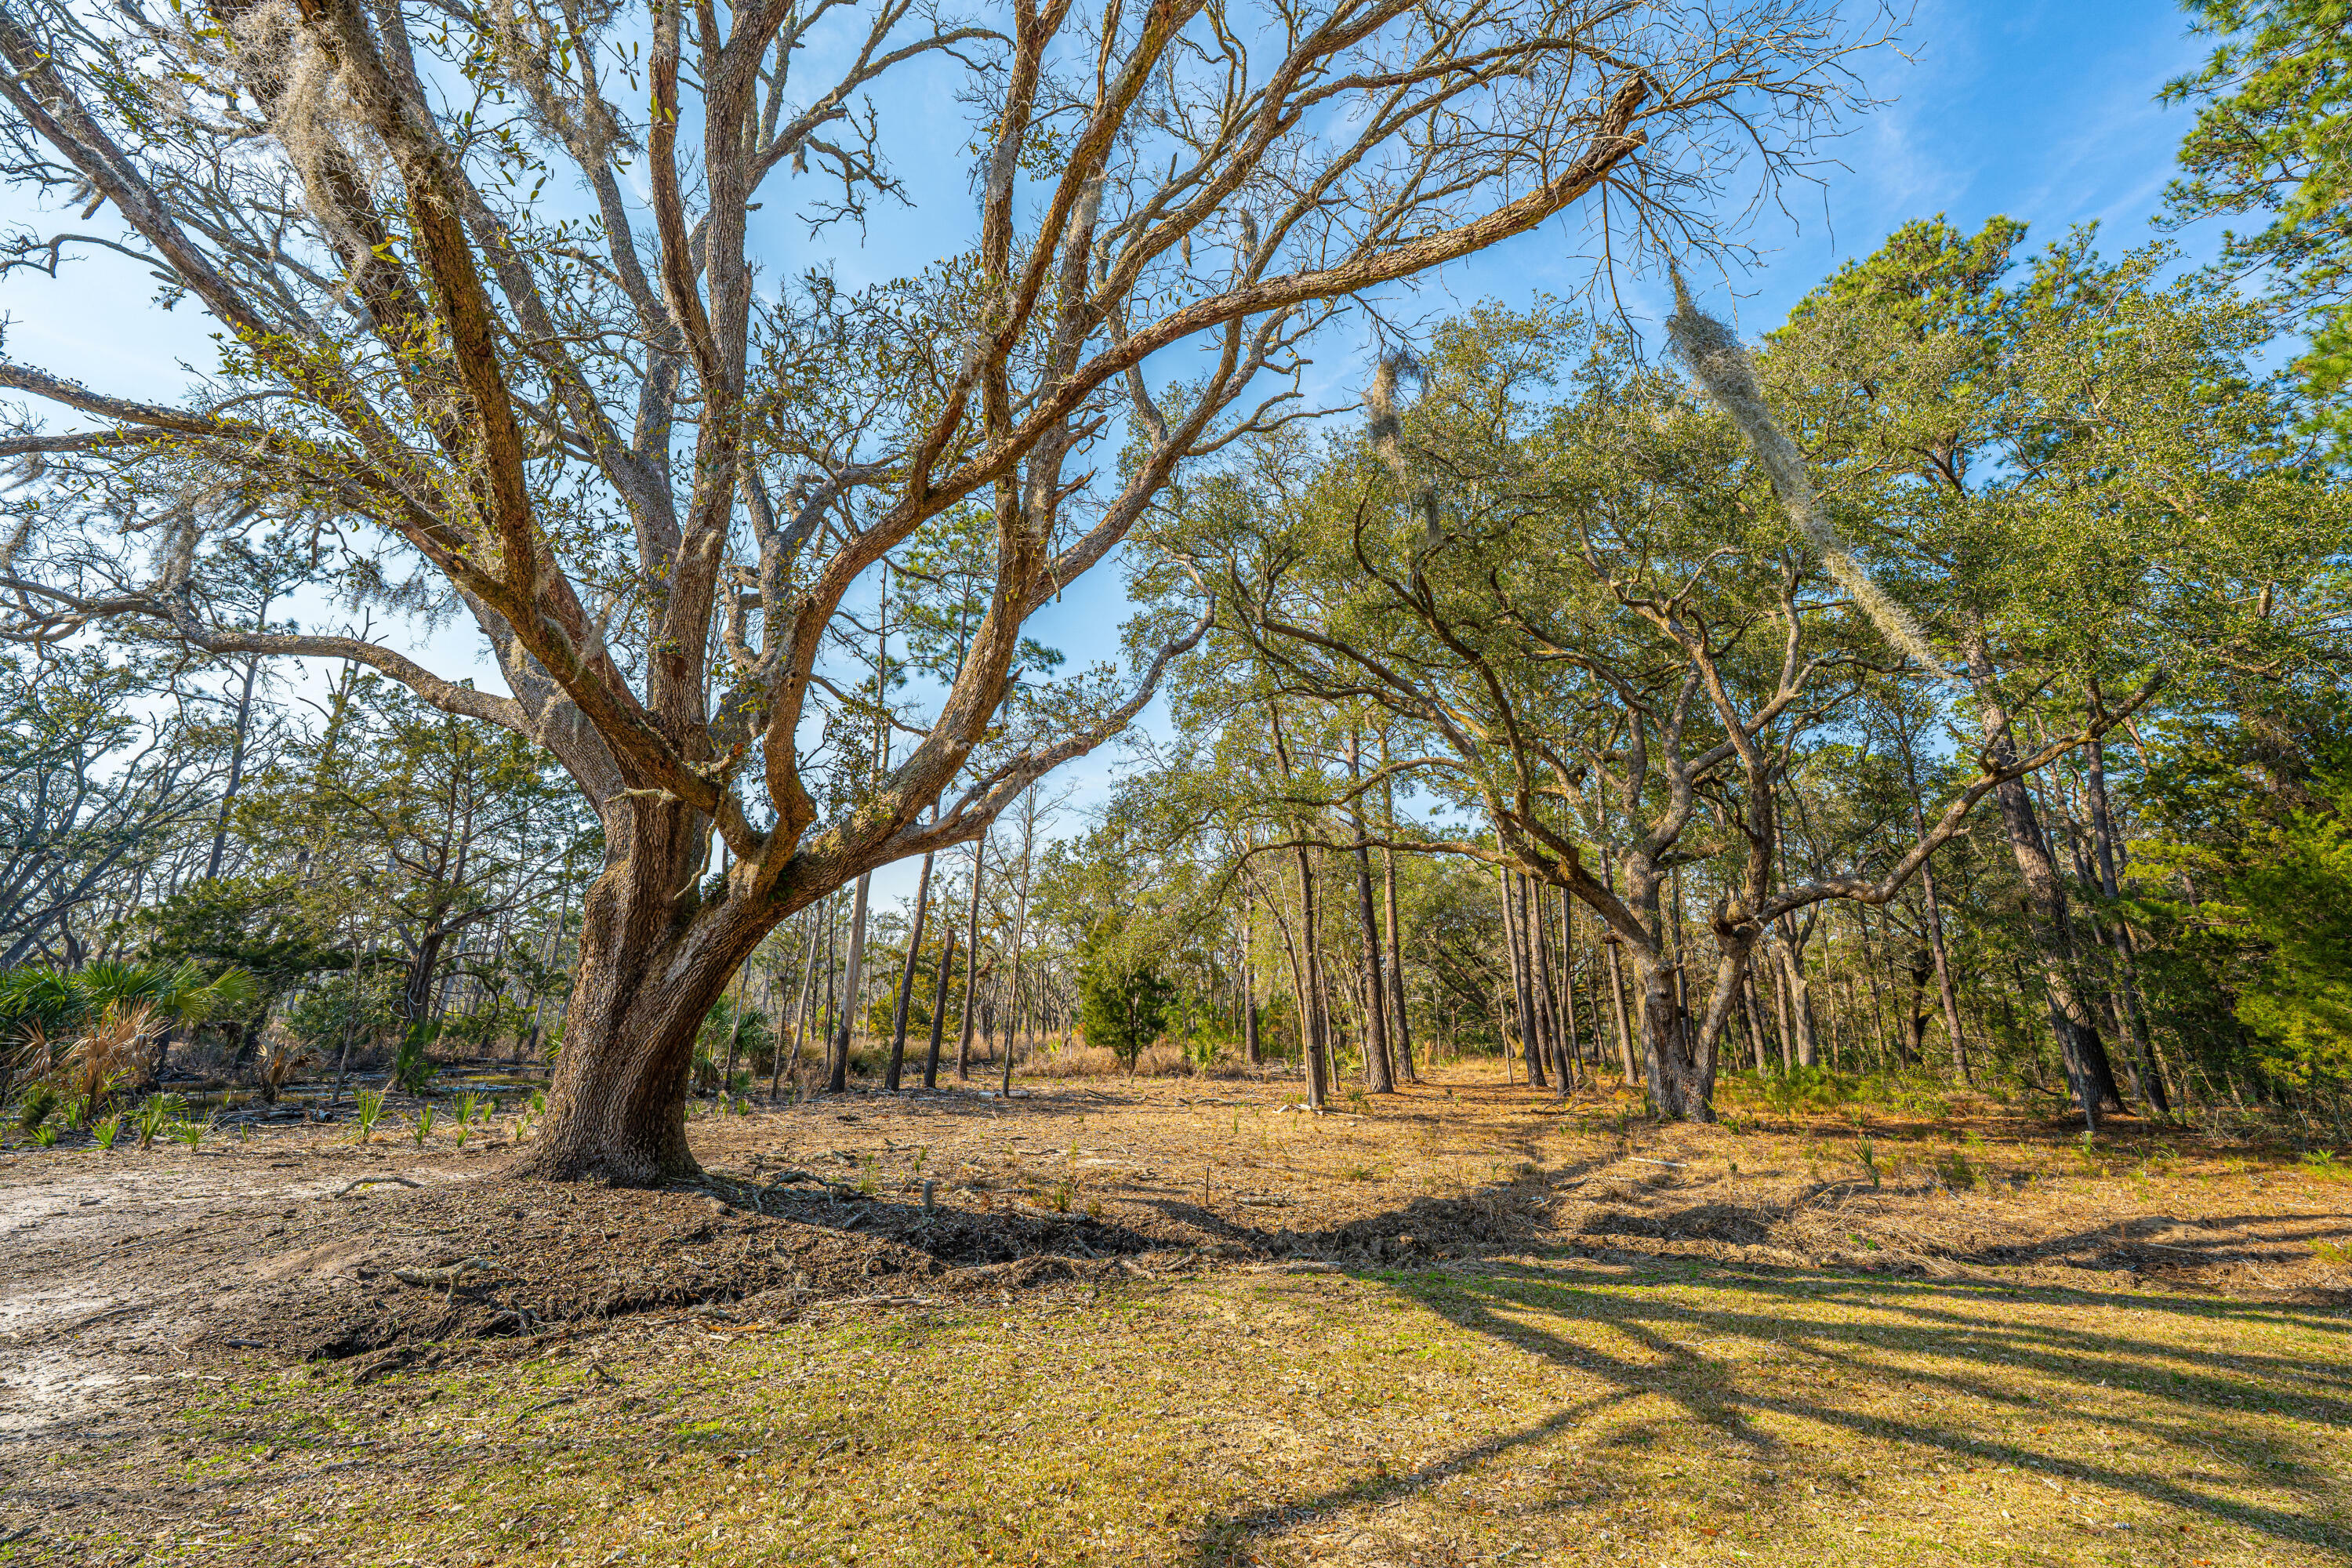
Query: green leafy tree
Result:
<box><xmin>1078</xmin><ymin>953</ymin><xmax>1175</xmax><ymax>1073</ymax></box>
<box><xmin>0</xmin><ymin>651</ymin><xmax>219</xmax><ymax>967</ymax></box>
<box><xmin>2225</xmin><ymin>777</ymin><xmax>2352</xmax><ymax>1094</ymax></box>
<box><xmin>1762</xmin><ymin>216</ymin><xmax>2339</xmax><ymax>1120</ymax></box>
<box><xmin>245</xmin><ymin>679</ymin><xmax>589</xmax><ymax>1055</ymax></box>
<box><xmin>2162</xmin><ymin>0</ymin><xmax>2352</xmax><ymax>431</ymax></box>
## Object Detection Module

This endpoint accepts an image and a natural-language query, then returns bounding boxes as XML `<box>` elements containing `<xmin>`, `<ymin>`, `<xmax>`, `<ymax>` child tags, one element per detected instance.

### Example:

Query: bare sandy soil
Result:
<box><xmin>2</xmin><ymin>1066</ymin><xmax>2346</xmax><ymax>1566</ymax></box>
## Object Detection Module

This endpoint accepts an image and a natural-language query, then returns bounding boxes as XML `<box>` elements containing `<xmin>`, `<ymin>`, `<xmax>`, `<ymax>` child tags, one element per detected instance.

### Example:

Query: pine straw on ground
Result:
<box><xmin>2</xmin><ymin>1065</ymin><xmax>2346</xmax><ymax>1566</ymax></box>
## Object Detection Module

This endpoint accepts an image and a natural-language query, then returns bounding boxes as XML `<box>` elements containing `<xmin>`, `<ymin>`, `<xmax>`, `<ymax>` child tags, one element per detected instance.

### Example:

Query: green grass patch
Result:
<box><xmin>93</xmin><ymin>1258</ymin><xmax>2352</xmax><ymax>1567</ymax></box>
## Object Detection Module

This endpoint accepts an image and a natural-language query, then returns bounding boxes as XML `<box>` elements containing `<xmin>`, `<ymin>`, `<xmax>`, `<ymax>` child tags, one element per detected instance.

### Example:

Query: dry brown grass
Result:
<box><xmin>3</xmin><ymin>1061</ymin><xmax>2345</xmax><ymax>1566</ymax></box>
<box><xmin>52</xmin><ymin>1000</ymin><xmax>154</xmax><ymax>1117</ymax></box>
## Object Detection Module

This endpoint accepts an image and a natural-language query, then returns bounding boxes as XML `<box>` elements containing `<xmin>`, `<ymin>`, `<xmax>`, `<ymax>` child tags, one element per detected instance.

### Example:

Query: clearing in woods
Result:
<box><xmin>2</xmin><ymin>1063</ymin><xmax>2346</xmax><ymax>1566</ymax></box>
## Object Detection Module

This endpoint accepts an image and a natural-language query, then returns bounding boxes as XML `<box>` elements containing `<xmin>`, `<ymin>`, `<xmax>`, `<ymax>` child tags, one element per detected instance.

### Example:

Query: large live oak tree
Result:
<box><xmin>0</xmin><ymin>0</ymin><xmax>1875</xmax><ymax>1178</ymax></box>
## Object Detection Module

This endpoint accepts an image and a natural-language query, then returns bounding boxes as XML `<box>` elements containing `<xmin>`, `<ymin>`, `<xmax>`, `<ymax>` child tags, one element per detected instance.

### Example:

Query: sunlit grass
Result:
<box><xmin>134</xmin><ymin>1254</ymin><xmax>2349</xmax><ymax>1567</ymax></box>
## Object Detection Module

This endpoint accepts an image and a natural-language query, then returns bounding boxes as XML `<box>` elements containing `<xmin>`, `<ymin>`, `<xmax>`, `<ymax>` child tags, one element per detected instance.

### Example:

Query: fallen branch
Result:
<box><xmin>392</xmin><ymin>1256</ymin><xmax>495</xmax><ymax>1289</ymax></box>
<box><xmin>33</xmin><ymin>1301</ymin><xmax>149</xmax><ymax>1341</ymax></box>
<box><xmin>759</xmin><ymin>1170</ymin><xmax>870</xmax><ymax>1199</ymax></box>
<box><xmin>334</xmin><ymin>1176</ymin><xmax>423</xmax><ymax>1198</ymax></box>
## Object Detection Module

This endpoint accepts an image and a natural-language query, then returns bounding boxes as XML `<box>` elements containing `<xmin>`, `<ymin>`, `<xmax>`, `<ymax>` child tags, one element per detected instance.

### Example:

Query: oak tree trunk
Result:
<box><xmin>1635</xmin><ymin>944</ymin><xmax>1713</xmax><ymax>1120</ymax></box>
<box><xmin>517</xmin><ymin>822</ymin><xmax>775</xmax><ymax>1184</ymax></box>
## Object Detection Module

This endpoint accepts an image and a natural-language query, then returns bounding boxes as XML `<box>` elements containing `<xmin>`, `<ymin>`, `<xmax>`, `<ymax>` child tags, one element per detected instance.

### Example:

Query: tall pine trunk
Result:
<box><xmin>1295</xmin><ymin>846</ymin><xmax>1330</xmax><ymax>1109</ymax></box>
<box><xmin>1533</xmin><ymin>882</ymin><xmax>1570</xmax><ymax>1096</ymax></box>
<box><xmin>885</xmin><ymin>851</ymin><xmax>935</xmax><ymax>1091</ymax></box>
<box><xmin>924</xmin><ymin>928</ymin><xmax>956</xmax><ymax>1091</ymax></box>
<box><xmin>957</xmin><ymin>838</ymin><xmax>985</xmax><ymax>1081</ymax></box>
<box><xmin>1269</xmin><ymin>706</ymin><xmax>1327</xmax><ymax>1109</ymax></box>
<box><xmin>1377</xmin><ymin>732</ymin><xmax>1416</xmax><ymax>1082</ymax></box>
<box><xmin>829</xmin><ymin>873</ymin><xmax>872</xmax><ymax>1094</ymax></box>
<box><xmin>1240</xmin><ymin>884</ymin><xmax>1262</xmax><ymax>1066</ymax></box>
<box><xmin>1499</xmin><ymin>867</ymin><xmax>1544</xmax><ymax>1089</ymax></box>
<box><xmin>998</xmin><ymin>792</ymin><xmax>1036</xmax><ymax>1096</ymax></box>
<box><xmin>1346</xmin><ymin>735</ymin><xmax>1395</xmax><ymax>1093</ymax></box>
<box><xmin>1908</xmin><ymin>786</ymin><xmax>1972</xmax><ymax>1084</ymax></box>
<box><xmin>2081</xmin><ymin>710</ymin><xmax>2169</xmax><ymax>1114</ymax></box>
<box><xmin>1965</xmin><ymin>633</ymin><xmax>2122</xmax><ymax>1123</ymax></box>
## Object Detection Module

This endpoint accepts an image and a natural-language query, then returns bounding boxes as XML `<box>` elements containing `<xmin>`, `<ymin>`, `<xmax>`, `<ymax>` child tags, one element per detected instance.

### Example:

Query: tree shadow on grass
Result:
<box><xmin>1182</xmin><ymin>1253</ymin><xmax>2352</xmax><ymax>1564</ymax></box>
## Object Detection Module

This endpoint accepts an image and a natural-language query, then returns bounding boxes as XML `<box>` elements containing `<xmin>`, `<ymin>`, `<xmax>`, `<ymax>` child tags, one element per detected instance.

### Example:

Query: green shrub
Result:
<box><xmin>14</xmin><ymin>1084</ymin><xmax>58</xmax><ymax>1133</ymax></box>
<box><xmin>135</xmin><ymin>1093</ymin><xmax>183</xmax><ymax>1149</ymax></box>
<box><xmin>1076</xmin><ymin>956</ymin><xmax>1174</xmax><ymax>1073</ymax></box>
<box><xmin>390</xmin><ymin>1023</ymin><xmax>440</xmax><ymax>1094</ymax></box>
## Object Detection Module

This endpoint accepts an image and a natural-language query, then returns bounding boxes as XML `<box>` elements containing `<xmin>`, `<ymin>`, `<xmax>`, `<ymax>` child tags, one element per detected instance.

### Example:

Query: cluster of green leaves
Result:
<box><xmin>2163</xmin><ymin>0</ymin><xmax>2352</xmax><ymax>433</ymax></box>
<box><xmin>2135</xmin><ymin>686</ymin><xmax>2352</xmax><ymax>1097</ymax></box>
<box><xmin>1076</xmin><ymin>938</ymin><xmax>1175</xmax><ymax>1073</ymax></box>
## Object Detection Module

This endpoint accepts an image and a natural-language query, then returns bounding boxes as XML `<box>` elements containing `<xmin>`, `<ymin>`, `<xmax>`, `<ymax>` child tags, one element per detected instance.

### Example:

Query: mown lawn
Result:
<box><xmin>65</xmin><ymin>1250</ymin><xmax>2347</xmax><ymax>1567</ymax></box>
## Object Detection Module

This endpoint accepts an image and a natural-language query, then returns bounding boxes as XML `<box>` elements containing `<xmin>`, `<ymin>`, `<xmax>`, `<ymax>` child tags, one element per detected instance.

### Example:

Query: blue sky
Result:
<box><xmin>0</xmin><ymin>0</ymin><xmax>2229</xmax><ymax>898</ymax></box>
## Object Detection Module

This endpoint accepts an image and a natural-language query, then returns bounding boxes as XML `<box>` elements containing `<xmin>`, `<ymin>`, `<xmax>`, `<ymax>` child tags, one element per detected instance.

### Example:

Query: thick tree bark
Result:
<box><xmin>1634</xmin><ymin>942</ymin><xmax>1713</xmax><ymax>1119</ymax></box>
<box><xmin>518</xmin><ymin>814</ymin><xmax>777</xmax><ymax>1183</ymax></box>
